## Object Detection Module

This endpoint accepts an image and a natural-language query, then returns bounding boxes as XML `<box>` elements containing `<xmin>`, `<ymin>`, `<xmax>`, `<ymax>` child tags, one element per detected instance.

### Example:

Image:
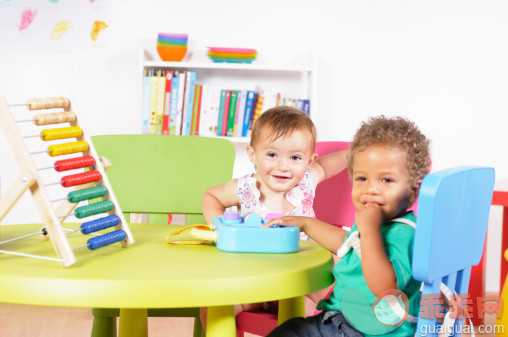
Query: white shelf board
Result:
<box><xmin>143</xmin><ymin>61</ymin><xmax>313</xmax><ymax>72</ymax></box>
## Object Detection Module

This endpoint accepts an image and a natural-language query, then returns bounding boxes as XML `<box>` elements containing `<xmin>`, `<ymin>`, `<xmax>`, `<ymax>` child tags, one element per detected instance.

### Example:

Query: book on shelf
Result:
<box><xmin>155</xmin><ymin>69</ymin><xmax>166</xmax><ymax>134</ymax></box>
<box><xmin>251</xmin><ymin>90</ymin><xmax>280</xmax><ymax>128</ymax></box>
<box><xmin>174</xmin><ymin>71</ymin><xmax>186</xmax><ymax>135</ymax></box>
<box><xmin>226</xmin><ymin>90</ymin><xmax>238</xmax><ymax>137</ymax></box>
<box><xmin>168</xmin><ymin>71</ymin><xmax>180</xmax><ymax>135</ymax></box>
<box><xmin>162</xmin><ymin>70</ymin><xmax>173</xmax><ymax>135</ymax></box>
<box><xmin>199</xmin><ymin>85</ymin><xmax>221</xmax><ymax>137</ymax></box>
<box><xmin>216</xmin><ymin>89</ymin><xmax>226</xmax><ymax>137</ymax></box>
<box><xmin>302</xmin><ymin>99</ymin><xmax>310</xmax><ymax>114</ymax></box>
<box><xmin>190</xmin><ymin>84</ymin><xmax>202</xmax><ymax>135</ymax></box>
<box><xmin>148</xmin><ymin>69</ymin><xmax>159</xmax><ymax>135</ymax></box>
<box><xmin>263</xmin><ymin>90</ymin><xmax>280</xmax><ymax>113</ymax></box>
<box><xmin>198</xmin><ymin>84</ymin><xmax>212</xmax><ymax>137</ymax></box>
<box><xmin>181</xmin><ymin>71</ymin><xmax>196</xmax><ymax>136</ymax></box>
<box><xmin>217</xmin><ymin>89</ymin><xmax>231</xmax><ymax>136</ymax></box>
<box><xmin>234</xmin><ymin>89</ymin><xmax>247</xmax><ymax>137</ymax></box>
<box><xmin>251</xmin><ymin>94</ymin><xmax>264</xmax><ymax>127</ymax></box>
<box><xmin>243</xmin><ymin>90</ymin><xmax>257</xmax><ymax>137</ymax></box>
<box><xmin>141</xmin><ymin>69</ymin><xmax>151</xmax><ymax>134</ymax></box>
<box><xmin>221</xmin><ymin>90</ymin><xmax>231</xmax><ymax>136</ymax></box>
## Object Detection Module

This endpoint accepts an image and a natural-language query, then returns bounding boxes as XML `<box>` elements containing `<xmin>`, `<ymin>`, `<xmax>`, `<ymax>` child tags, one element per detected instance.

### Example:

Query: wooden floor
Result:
<box><xmin>0</xmin><ymin>303</ymin><xmax>262</xmax><ymax>337</ymax></box>
<box><xmin>0</xmin><ymin>302</ymin><xmax>500</xmax><ymax>337</ymax></box>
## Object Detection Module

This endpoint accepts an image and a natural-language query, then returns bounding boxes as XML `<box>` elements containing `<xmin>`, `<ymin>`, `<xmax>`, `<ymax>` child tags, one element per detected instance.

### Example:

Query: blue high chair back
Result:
<box><xmin>413</xmin><ymin>166</ymin><xmax>495</xmax><ymax>337</ymax></box>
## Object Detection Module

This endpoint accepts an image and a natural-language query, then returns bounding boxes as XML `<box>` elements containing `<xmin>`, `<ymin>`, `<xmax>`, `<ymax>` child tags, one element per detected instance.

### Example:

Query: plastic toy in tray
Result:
<box><xmin>206</xmin><ymin>47</ymin><xmax>257</xmax><ymax>64</ymax></box>
<box><xmin>190</xmin><ymin>212</ymin><xmax>300</xmax><ymax>253</ymax></box>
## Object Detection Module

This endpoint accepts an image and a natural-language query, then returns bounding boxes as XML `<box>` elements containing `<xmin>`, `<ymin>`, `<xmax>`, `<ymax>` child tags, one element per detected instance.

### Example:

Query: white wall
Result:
<box><xmin>1</xmin><ymin>0</ymin><xmax>507</xmax><ymax>292</ymax></box>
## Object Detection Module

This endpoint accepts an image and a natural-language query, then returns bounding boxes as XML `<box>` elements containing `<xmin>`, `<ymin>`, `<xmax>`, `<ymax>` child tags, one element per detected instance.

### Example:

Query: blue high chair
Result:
<box><xmin>412</xmin><ymin>166</ymin><xmax>495</xmax><ymax>336</ymax></box>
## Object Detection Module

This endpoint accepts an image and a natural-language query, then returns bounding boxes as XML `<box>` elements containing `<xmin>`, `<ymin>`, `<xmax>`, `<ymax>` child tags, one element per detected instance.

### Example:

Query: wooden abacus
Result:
<box><xmin>0</xmin><ymin>96</ymin><xmax>134</xmax><ymax>267</ymax></box>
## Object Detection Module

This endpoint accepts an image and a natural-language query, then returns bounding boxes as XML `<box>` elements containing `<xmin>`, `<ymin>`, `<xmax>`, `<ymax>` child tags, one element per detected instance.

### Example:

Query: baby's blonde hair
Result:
<box><xmin>250</xmin><ymin>106</ymin><xmax>316</xmax><ymax>151</ymax></box>
<box><xmin>348</xmin><ymin>116</ymin><xmax>431</xmax><ymax>204</ymax></box>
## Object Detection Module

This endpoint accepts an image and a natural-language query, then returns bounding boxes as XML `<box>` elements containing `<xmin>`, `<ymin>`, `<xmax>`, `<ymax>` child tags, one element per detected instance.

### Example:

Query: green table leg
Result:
<box><xmin>207</xmin><ymin>305</ymin><xmax>236</xmax><ymax>337</ymax></box>
<box><xmin>118</xmin><ymin>308</ymin><xmax>148</xmax><ymax>337</ymax></box>
<box><xmin>90</xmin><ymin>315</ymin><xmax>116</xmax><ymax>337</ymax></box>
<box><xmin>278</xmin><ymin>296</ymin><xmax>305</xmax><ymax>325</ymax></box>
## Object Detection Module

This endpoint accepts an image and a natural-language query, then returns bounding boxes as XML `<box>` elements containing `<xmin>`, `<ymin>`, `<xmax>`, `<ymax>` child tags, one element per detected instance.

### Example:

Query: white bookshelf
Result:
<box><xmin>140</xmin><ymin>45</ymin><xmax>317</xmax><ymax>135</ymax></box>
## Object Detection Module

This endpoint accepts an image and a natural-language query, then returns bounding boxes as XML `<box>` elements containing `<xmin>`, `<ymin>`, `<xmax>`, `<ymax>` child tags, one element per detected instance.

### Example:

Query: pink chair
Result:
<box><xmin>236</xmin><ymin>141</ymin><xmax>354</xmax><ymax>337</ymax></box>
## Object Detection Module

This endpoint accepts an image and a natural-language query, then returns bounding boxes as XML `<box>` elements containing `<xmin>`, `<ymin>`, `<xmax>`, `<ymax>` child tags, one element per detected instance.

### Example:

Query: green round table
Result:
<box><xmin>0</xmin><ymin>222</ymin><xmax>333</xmax><ymax>337</ymax></box>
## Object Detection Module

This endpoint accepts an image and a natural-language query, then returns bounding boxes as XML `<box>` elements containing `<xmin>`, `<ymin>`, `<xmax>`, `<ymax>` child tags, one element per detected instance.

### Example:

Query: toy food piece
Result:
<box><xmin>193</xmin><ymin>212</ymin><xmax>300</xmax><ymax>254</ymax></box>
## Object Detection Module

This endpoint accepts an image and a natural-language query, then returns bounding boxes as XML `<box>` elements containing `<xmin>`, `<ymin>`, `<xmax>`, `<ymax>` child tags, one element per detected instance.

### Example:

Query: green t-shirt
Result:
<box><xmin>318</xmin><ymin>212</ymin><xmax>421</xmax><ymax>336</ymax></box>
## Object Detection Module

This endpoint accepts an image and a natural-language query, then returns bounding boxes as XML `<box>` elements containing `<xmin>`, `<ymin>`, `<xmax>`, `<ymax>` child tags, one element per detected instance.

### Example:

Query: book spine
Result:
<box><xmin>226</xmin><ymin>90</ymin><xmax>238</xmax><ymax>136</ymax></box>
<box><xmin>182</xmin><ymin>71</ymin><xmax>196</xmax><ymax>136</ymax></box>
<box><xmin>242</xmin><ymin>91</ymin><xmax>256</xmax><ymax>137</ymax></box>
<box><xmin>155</xmin><ymin>70</ymin><xmax>166</xmax><ymax>134</ymax></box>
<box><xmin>141</xmin><ymin>69</ymin><xmax>151</xmax><ymax>134</ymax></box>
<box><xmin>234</xmin><ymin>90</ymin><xmax>247</xmax><ymax>137</ymax></box>
<box><xmin>302</xmin><ymin>99</ymin><xmax>310</xmax><ymax>115</ymax></box>
<box><xmin>241</xmin><ymin>90</ymin><xmax>256</xmax><ymax>137</ymax></box>
<box><xmin>217</xmin><ymin>89</ymin><xmax>226</xmax><ymax>136</ymax></box>
<box><xmin>191</xmin><ymin>84</ymin><xmax>202</xmax><ymax>135</ymax></box>
<box><xmin>198</xmin><ymin>85</ymin><xmax>210</xmax><ymax>136</ymax></box>
<box><xmin>162</xmin><ymin>70</ymin><xmax>173</xmax><ymax>135</ymax></box>
<box><xmin>174</xmin><ymin>71</ymin><xmax>186</xmax><ymax>135</ymax></box>
<box><xmin>168</xmin><ymin>71</ymin><xmax>180</xmax><ymax>135</ymax></box>
<box><xmin>209</xmin><ymin>86</ymin><xmax>221</xmax><ymax>136</ymax></box>
<box><xmin>148</xmin><ymin>69</ymin><xmax>159</xmax><ymax>135</ymax></box>
<box><xmin>251</xmin><ymin>93</ymin><xmax>264</xmax><ymax>126</ymax></box>
<box><xmin>221</xmin><ymin>90</ymin><xmax>231</xmax><ymax>136</ymax></box>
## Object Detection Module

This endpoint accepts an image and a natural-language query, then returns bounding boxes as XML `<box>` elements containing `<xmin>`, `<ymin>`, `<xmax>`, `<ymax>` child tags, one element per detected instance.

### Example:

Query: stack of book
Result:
<box><xmin>142</xmin><ymin>69</ymin><xmax>311</xmax><ymax>137</ymax></box>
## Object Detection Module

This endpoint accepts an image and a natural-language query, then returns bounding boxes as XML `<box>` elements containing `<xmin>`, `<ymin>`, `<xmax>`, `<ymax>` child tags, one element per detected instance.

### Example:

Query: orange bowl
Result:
<box><xmin>157</xmin><ymin>45</ymin><xmax>187</xmax><ymax>62</ymax></box>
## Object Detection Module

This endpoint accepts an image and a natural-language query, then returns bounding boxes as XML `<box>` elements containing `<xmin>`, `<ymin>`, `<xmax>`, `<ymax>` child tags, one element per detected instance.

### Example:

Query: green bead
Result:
<box><xmin>75</xmin><ymin>200</ymin><xmax>114</xmax><ymax>219</ymax></box>
<box><xmin>68</xmin><ymin>186</ymin><xmax>108</xmax><ymax>203</ymax></box>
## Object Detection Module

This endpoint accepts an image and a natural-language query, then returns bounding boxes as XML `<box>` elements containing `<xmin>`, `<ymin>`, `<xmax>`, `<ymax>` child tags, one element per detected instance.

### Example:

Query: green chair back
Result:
<box><xmin>89</xmin><ymin>134</ymin><xmax>235</xmax><ymax>337</ymax></box>
<box><xmin>91</xmin><ymin>134</ymin><xmax>235</xmax><ymax>225</ymax></box>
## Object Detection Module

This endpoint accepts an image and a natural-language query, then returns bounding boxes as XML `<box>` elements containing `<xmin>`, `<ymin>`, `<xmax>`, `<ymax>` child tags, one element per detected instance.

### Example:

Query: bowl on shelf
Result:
<box><xmin>157</xmin><ymin>33</ymin><xmax>188</xmax><ymax>62</ymax></box>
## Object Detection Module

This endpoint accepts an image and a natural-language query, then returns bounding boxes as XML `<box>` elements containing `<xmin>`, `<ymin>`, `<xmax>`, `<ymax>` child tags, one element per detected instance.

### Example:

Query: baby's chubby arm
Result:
<box><xmin>202</xmin><ymin>179</ymin><xmax>241</xmax><ymax>225</ymax></box>
<box><xmin>262</xmin><ymin>216</ymin><xmax>348</xmax><ymax>254</ymax></box>
<box><xmin>308</xmin><ymin>149</ymin><xmax>349</xmax><ymax>185</ymax></box>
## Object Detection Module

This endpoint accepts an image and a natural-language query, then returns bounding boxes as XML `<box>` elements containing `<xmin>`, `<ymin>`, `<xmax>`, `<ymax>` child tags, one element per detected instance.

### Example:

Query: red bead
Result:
<box><xmin>61</xmin><ymin>170</ymin><xmax>101</xmax><ymax>187</ymax></box>
<box><xmin>54</xmin><ymin>156</ymin><xmax>95</xmax><ymax>172</ymax></box>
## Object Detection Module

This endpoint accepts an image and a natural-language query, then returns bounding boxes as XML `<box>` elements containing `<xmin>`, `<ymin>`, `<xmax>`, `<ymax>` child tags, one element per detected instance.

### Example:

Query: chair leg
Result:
<box><xmin>91</xmin><ymin>316</ymin><xmax>117</xmax><ymax>337</ymax></box>
<box><xmin>193</xmin><ymin>316</ymin><xmax>205</xmax><ymax>337</ymax></box>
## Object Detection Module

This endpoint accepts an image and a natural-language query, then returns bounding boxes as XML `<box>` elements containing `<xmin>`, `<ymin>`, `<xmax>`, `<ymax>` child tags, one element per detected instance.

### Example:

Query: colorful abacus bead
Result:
<box><xmin>74</xmin><ymin>200</ymin><xmax>114</xmax><ymax>219</ymax></box>
<box><xmin>80</xmin><ymin>215</ymin><xmax>120</xmax><ymax>234</ymax></box>
<box><xmin>27</xmin><ymin>97</ymin><xmax>70</xmax><ymax>110</ymax></box>
<box><xmin>61</xmin><ymin>170</ymin><xmax>101</xmax><ymax>188</ymax></box>
<box><xmin>48</xmin><ymin>140</ymin><xmax>89</xmax><ymax>156</ymax></box>
<box><xmin>40</xmin><ymin>126</ymin><xmax>83</xmax><ymax>141</ymax></box>
<box><xmin>33</xmin><ymin>111</ymin><xmax>76</xmax><ymax>126</ymax></box>
<box><xmin>54</xmin><ymin>156</ymin><xmax>95</xmax><ymax>172</ymax></box>
<box><xmin>86</xmin><ymin>230</ymin><xmax>126</xmax><ymax>250</ymax></box>
<box><xmin>67</xmin><ymin>185</ymin><xmax>108</xmax><ymax>203</ymax></box>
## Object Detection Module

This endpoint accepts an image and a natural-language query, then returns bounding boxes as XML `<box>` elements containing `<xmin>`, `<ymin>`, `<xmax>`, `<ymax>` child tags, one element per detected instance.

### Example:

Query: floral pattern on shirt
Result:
<box><xmin>237</xmin><ymin>172</ymin><xmax>316</xmax><ymax>218</ymax></box>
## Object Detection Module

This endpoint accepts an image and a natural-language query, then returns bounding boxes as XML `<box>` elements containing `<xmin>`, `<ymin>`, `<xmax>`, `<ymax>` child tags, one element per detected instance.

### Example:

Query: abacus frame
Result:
<box><xmin>0</xmin><ymin>96</ymin><xmax>134</xmax><ymax>267</ymax></box>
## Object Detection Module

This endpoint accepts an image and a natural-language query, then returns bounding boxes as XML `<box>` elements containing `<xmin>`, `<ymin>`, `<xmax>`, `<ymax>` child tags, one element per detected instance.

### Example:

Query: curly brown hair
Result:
<box><xmin>347</xmin><ymin>115</ymin><xmax>431</xmax><ymax>188</ymax></box>
<box><xmin>250</xmin><ymin>106</ymin><xmax>317</xmax><ymax>151</ymax></box>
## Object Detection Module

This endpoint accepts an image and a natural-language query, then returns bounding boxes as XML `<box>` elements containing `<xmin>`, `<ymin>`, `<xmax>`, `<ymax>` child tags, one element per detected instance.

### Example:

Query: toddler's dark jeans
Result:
<box><xmin>266</xmin><ymin>310</ymin><xmax>364</xmax><ymax>337</ymax></box>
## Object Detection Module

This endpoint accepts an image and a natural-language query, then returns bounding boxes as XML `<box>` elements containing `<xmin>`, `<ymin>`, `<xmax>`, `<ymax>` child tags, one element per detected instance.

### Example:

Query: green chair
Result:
<box><xmin>89</xmin><ymin>135</ymin><xmax>236</xmax><ymax>337</ymax></box>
